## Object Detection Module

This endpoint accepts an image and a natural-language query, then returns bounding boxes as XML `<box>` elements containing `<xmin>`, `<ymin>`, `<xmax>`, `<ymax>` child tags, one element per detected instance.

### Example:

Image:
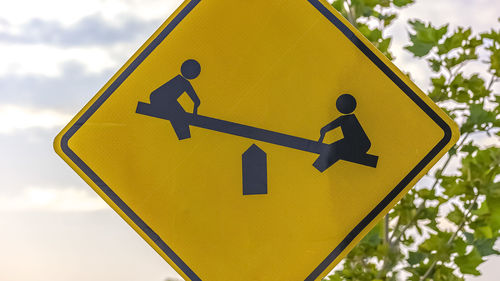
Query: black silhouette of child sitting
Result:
<box><xmin>149</xmin><ymin>59</ymin><xmax>201</xmax><ymax>140</ymax></box>
<box><xmin>313</xmin><ymin>94</ymin><xmax>377</xmax><ymax>171</ymax></box>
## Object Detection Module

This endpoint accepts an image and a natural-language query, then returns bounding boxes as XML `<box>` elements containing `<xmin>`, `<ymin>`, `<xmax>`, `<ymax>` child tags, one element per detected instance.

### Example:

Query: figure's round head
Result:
<box><xmin>336</xmin><ymin>94</ymin><xmax>357</xmax><ymax>114</ymax></box>
<box><xmin>181</xmin><ymin>59</ymin><xmax>201</xmax><ymax>79</ymax></box>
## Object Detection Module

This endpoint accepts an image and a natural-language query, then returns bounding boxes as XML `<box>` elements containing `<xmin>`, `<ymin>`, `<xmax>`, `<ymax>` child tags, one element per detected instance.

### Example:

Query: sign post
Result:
<box><xmin>55</xmin><ymin>0</ymin><xmax>459</xmax><ymax>280</ymax></box>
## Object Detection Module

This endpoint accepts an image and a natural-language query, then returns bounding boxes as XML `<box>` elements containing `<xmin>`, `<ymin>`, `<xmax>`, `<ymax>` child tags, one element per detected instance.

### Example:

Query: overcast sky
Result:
<box><xmin>0</xmin><ymin>0</ymin><xmax>498</xmax><ymax>281</ymax></box>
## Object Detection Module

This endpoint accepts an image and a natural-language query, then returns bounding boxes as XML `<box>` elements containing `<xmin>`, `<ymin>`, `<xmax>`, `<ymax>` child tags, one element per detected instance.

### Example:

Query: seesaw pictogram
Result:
<box><xmin>136</xmin><ymin>60</ymin><xmax>379</xmax><ymax>195</ymax></box>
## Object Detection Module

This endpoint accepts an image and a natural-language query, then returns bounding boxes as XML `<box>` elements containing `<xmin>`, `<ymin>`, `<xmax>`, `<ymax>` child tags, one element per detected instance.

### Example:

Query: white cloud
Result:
<box><xmin>0</xmin><ymin>15</ymin><xmax>160</xmax><ymax>47</ymax></box>
<box><xmin>0</xmin><ymin>43</ymin><xmax>131</xmax><ymax>76</ymax></box>
<box><xmin>0</xmin><ymin>105</ymin><xmax>71</xmax><ymax>134</ymax></box>
<box><xmin>473</xmin><ymin>130</ymin><xmax>500</xmax><ymax>148</ymax></box>
<box><xmin>0</xmin><ymin>186</ymin><xmax>108</xmax><ymax>212</ymax></box>
<box><xmin>0</xmin><ymin>0</ymin><xmax>184</xmax><ymax>77</ymax></box>
<box><xmin>0</xmin><ymin>0</ymin><xmax>183</xmax><ymax>26</ymax></box>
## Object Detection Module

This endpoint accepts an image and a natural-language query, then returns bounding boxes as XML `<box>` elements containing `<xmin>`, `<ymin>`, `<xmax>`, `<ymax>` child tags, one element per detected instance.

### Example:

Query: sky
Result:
<box><xmin>0</xmin><ymin>0</ymin><xmax>498</xmax><ymax>281</ymax></box>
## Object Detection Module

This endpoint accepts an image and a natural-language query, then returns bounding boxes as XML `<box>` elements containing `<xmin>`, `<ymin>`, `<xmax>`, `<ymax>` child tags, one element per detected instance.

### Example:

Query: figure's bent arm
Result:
<box><xmin>318</xmin><ymin>116</ymin><xmax>344</xmax><ymax>143</ymax></box>
<box><xmin>185</xmin><ymin>84</ymin><xmax>201</xmax><ymax>114</ymax></box>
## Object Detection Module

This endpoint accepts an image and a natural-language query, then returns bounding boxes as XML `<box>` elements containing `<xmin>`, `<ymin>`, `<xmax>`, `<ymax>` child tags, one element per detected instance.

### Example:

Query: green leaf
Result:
<box><xmin>443</xmin><ymin>180</ymin><xmax>466</xmax><ymax>197</ymax></box>
<box><xmin>454</xmin><ymin>248</ymin><xmax>483</xmax><ymax>275</ymax></box>
<box><xmin>393</xmin><ymin>0</ymin><xmax>414</xmax><ymax>7</ymax></box>
<box><xmin>463</xmin><ymin>104</ymin><xmax>497</xmax><ymax>131</ymax></box>
<box><xmin>489</xmin><ymin>48</ymin><xmax>500</xmax><ymax>76</ymax></box>
<box><xmin>419</xmin><ymin>232</ymin><xmax>453</xmax><ymax>260</ymax></box>
<box><xmin>432</xmin><ymin>75</ymin><xmax>446</xmax><ymax>87</ymax></box>
<box><xmin>433</xmin><ymin>265</ymin><xmax>465</xmax><ymax>281</ymax></box>
<box><xmin>418</xmin><ymin>187</ymin><xmax>437</xmax><ymax>200</ymax></box>
<box><xmin>452</xmin><ymin>237</ymin><xmax>468</xmax><ymax>256</ymax></box>
<box><xmin>429</xmin><ymin>75</ymin><xmax>448</xmax><ymax>101</ymax></box>
<box><xmin>460</xmin><ymin>142</ymin><xmax>478</xmax><ymax>154</ymax></box>
<box><xmin>419</xmin><ymin>235</ymin><xmax>441</xmax><ymax>252</ymax></box>
<box><xmin>482</xmin><ymin>29</ymin><xmax>500</xmax><ymax>41</ymax></box>
<box><xmin>476</xmin><ymin>225</ymin><xmax>493</xmax><ymax>239</ymax></box>
<box><xmin>487</xmin><ymin>182</ymin><xmax>500</xmax><ymax>198</ymax></box>
<box><xmin>429</xmin><ymin>58</ymin><xmax>442</xmax><ymax>72</ymax></box>
<box><xmin>410</xmin><ymin>20</ymin><xmax>448</xmax><ymax>43</ymax></box>
<box><xmin>486</xmin><ymin>197</ymin><xmax>500</xmax><ymax>231</ymax></box>
<box><xmin>437</xmin><ymin>27</ymin><xmax>473</xmax><ymax>55</ymax></box>
<box><xmin>378</xmin><ymin>37</ymin><xmax>392</xmax><ymax>54</ymax></box>
<box><xmin>361</xmin><ymin>221</ymin><xmax>383</xmax><ymax>246</ymax></box>
<box><xmin>331</xmin><ymin>0</ymin><xmax>345</xmax><ymax>12</ymax></box>
<box><xmin>421</xmin><ymin>206</ymin><xmax>439</xmax><ymax>220</ymax></box>
<box><xmin>468</xmin><ymin>75</ymin><xmax>489</xmax><ymax>97</ymax></box>
<box><xmin>463</xmin><ymin>232</ymin><xmax>475</xmax><ymax>243</ymax></box>
<box><xmin>405</xmin><ymin>39</ymin><xmax>433</xmax><ymax>57</ymax></box>
<box><xmin>405</xmin><ymin>20</ymin><xmax>448</xmax><ymax>57</ymax></box>
<box><xmin>408</xmin><ymin>251</ymin><xmax>426</xmax><ymax>265</ymax></box>
<box><xmin>472</xmin><ymin>201</ymin><xmax>490</xmax><ymax>216</ymax></box>
<box><xmin>382</xmin><ymin>13</ymin><xmax>397</xmax><ymax>27</ymax></box>
<box><xmin>447</xmin><ymin>206</ymin><xmax>464</xmax><ymax>225</ymax></box>
<box><xmin>474</xmin><ymin>239</ymin><xmax>500</xmax><ymax>256</ymax></box>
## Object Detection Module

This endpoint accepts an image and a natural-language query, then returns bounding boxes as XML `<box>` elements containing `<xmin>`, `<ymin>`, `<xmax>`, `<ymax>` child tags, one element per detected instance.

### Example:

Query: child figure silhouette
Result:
<box><xmin>149</xmin><ymin>59</ymin><xmax>201</xmax><ymax>140</ymax></box>
<box><xmin>313</xmin><ymin>94</ymin><xmax>377</xmax><ymax>171</ymax></box>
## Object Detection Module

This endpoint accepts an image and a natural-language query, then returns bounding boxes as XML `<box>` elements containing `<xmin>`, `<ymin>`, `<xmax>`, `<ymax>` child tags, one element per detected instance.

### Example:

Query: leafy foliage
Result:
<box><xmin>331</xmin><ymin>0</ymin><xmax>414</xmax><ymax>59</ymax></box>
<box><xmin>326</xmin><ymin>1</ymin><xmax>500</xmax><ymax>280</ymax></box>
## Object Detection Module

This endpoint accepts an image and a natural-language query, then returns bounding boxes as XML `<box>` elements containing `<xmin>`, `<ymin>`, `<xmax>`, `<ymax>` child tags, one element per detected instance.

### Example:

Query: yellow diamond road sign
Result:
<box><xmin>54</xmin><ymin>0</ymin><xmax>459</xmax><ymax>280</ymax></box>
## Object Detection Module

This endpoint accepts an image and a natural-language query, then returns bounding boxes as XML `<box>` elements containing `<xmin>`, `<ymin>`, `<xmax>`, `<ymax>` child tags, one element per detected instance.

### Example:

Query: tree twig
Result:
<box><xmin>390</xmin><ymin>132</ymin><xmax>470</xmax><ymax>244</ymax></box>
<box><xmin>486</xmin><ymin>72</ymin><xmax>498</xmax><ymax>91</ymax></box>
<box><xmin>419</xmin><ymin>193</ymin><xmax>479</xmax><ymax>280</ymax></box>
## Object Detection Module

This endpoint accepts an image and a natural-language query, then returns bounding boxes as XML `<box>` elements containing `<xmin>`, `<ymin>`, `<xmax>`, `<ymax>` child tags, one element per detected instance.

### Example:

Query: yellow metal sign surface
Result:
<box><xmin>54</xmin><ymin>0</ymin><xmax>459</xmax><ymax>280</ymax></box>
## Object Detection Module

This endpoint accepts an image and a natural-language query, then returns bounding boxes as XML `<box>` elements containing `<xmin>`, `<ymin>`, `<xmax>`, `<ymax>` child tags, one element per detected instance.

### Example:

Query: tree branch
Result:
<box><xmin>390</xmin><ymin>132</ymin><xmax>470</xmax><ymax>244</ymax></box>
<box><xmin>420</xmin><ymin>192</ymin><xmax>479</xmax><ymax>280</ymax></box>
<box><xmin>344</xmin><ymin>0</ymin><xmax>357</xmax><ymax>27</ymax></box>
<box><xmin>385</xmin><ymin>214</ymin><xmax>390</xmax><ymax>244</ymax></box>
<box><xmin>486</xmin><ymin>72</ymin><xmax>498</xmax><ymax>91</ymax></box>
